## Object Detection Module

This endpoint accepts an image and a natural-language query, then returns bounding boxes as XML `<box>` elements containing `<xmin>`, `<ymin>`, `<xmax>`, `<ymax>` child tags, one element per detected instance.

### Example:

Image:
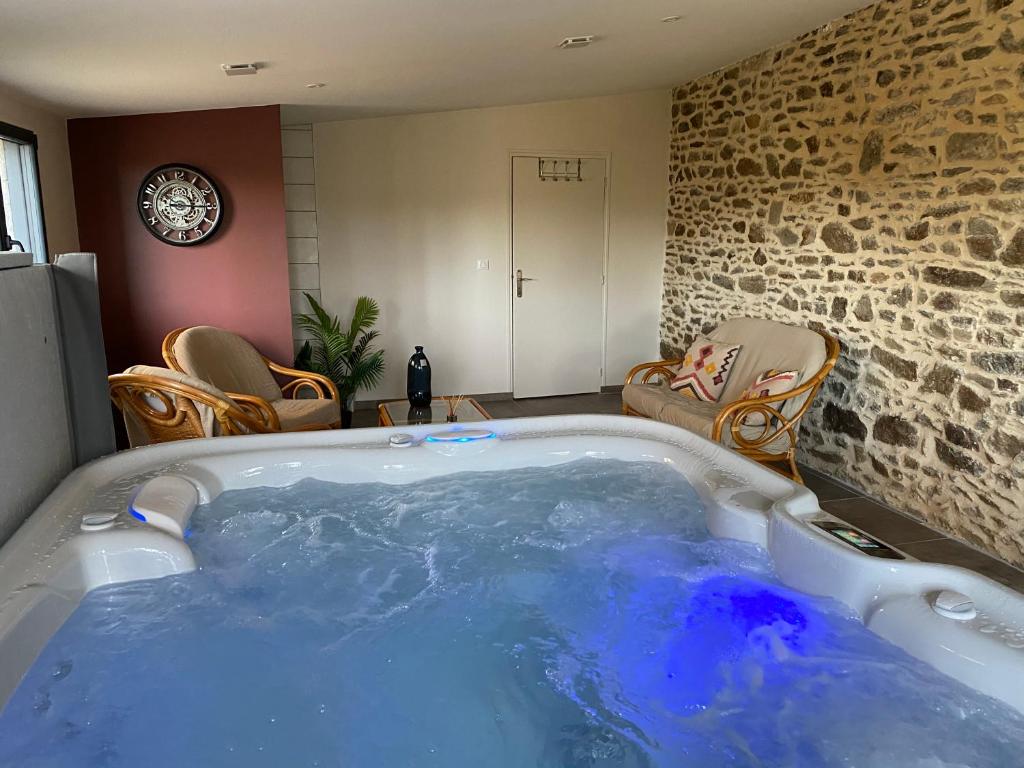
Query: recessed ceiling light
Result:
<box><xmin>660</xmin><ymin>15</ymin><xmax>682</xmax><ymax>23</ymax></box>
<box><xmin>559</xmin><ymin>35</ymin><xmax>594</xmax><ymax>49</ymax></box>
<box><xmin>221</xmin><ymin>63</ymin><xmax>259</xmax><ymax>76</ymax></box>
<box><xmin>305</xmin><ymin>82</ymin><xmax>326</xmax><ymax>89</ymax></box>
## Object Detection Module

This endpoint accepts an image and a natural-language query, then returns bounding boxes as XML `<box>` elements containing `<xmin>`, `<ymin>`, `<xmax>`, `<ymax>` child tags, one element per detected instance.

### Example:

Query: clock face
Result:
<box><xmin>137</xmin><ymin>164</ymin><xmax>223</xmax><ymax>246</ymax></box>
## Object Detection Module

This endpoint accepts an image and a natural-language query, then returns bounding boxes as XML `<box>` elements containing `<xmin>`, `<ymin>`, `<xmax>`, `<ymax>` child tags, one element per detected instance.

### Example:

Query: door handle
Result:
<box><xmin>515</xmin><ymin>269</ymin><xmax>536</xmax><ymax>298</ymax></box>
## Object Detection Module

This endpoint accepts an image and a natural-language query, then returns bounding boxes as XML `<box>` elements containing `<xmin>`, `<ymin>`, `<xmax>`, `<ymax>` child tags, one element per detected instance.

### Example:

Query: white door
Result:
<box><xmin>512</xmin><ymin>156</ymin><xmax>607</xmax><ymax>399</ymax></box>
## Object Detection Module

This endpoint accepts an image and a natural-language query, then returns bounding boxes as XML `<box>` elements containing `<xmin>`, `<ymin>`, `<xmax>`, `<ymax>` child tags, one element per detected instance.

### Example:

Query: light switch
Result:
<box><xmin>476</xmin><ymin>259</ymin><xmax>490</xmax><ymax>271</ymax></box>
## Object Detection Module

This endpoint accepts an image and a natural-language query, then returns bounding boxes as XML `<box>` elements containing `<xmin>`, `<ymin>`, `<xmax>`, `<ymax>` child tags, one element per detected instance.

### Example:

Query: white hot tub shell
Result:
<box><xmin>0</xmin><ymin>415</ymin><xmax>1022</xmax><ymax>714</ymax></box>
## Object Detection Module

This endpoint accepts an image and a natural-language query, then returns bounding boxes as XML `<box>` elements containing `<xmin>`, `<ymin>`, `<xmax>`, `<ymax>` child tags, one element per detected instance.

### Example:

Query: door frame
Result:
<box><xmin>506</xmin><ymin>149</ymin><xmax>612</xmax><ymax>398</ymax></box>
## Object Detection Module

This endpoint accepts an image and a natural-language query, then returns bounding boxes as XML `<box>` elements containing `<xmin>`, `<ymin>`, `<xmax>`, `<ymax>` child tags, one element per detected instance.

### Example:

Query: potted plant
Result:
<box><xmin>294</xmin><ymin>293</ymin><xmax>385</xmax><ymax>428</ymax></box>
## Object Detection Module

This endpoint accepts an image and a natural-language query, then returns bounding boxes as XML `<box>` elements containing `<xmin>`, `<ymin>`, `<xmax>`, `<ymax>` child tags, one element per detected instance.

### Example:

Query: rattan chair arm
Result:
<box><xmin>161</xmin><ymin>327</ymin><xmax>187</xmax><ymax>372</ymax></box>
<box><xmin>109</xmin><ymin>375</ymin><xmax>191</xmax><ymax>428</ymax></box>
<box><xmin>624</xmin><ymin>359</ymin><xmax>683</xmax><ymax>386</ymax></box>
<box><xmin>712</xmin><ymin>399</ymin><xmax>798</xmax><ymax>451</ymax></box>
<box><xmin>711</xmin><ymin>373</ymin><xmax>825</xmax><ymax>447</ymax></box>
<box><xmin>109</xmin><ymin>373</ymin><xmax>277</xmax><ymax>438</ymax></box>
<box><xmin>223</xmin><ymin>392</ymin><xmax>282</xmax><ymax>431</ymax></box>
<box><xmin>710</xmin><ymin>329</ymin><xmax>841</xmax><ymax>449</ymax></box>
<box><xmin>267</xmin><ymin>361</ymin><xmax>340</xmax><ymax>401</ymax></box>
<box><xmin>280</xmin><ymin>378</ymin><xmax>322</xmax><ymax>399</ymax></box>
<box><xmin>714</xmin><ymin>371</ymin><xmax>825</xmax><ymax>420</ymax></box>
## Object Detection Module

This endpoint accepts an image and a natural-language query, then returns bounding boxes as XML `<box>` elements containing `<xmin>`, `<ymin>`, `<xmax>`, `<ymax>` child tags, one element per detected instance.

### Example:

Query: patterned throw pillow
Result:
<box><xmin>737</xmin><ymin>369</ymin><xmax>799</xmax><ymax>426</ymax></box>
<box><xmin>669</xmin><ymin>338</ymin><xmax>742</xmax><ymax>402</ymax></box>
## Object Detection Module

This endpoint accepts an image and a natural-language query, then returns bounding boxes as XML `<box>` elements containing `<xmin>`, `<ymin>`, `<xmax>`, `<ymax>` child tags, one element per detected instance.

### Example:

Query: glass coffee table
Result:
<box><xmin>377</xmin><ymin>397</ymin><xmax>492</xmax><ymax>427</ymax></box>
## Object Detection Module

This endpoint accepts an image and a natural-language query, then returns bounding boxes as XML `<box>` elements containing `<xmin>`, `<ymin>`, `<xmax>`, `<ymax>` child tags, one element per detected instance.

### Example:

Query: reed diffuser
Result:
<box><xmin>446</xmin><ymin>395</ymin><xmax>465</xmax><ymax>423</ymax></box>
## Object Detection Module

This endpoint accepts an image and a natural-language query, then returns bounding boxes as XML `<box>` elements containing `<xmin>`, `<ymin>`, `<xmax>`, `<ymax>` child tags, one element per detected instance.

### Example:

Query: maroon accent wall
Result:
<box><xmin>67</xmin><ymin>105</ymin><xmax>293</xmax><ymax>373</ymax></box>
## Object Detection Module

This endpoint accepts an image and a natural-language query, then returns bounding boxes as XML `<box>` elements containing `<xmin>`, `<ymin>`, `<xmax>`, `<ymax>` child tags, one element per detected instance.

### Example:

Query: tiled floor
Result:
<box><xmin>802</xmin><ymin>470</ymin><xmax>1024</xmax><ymax>592</ymax></box>
<box><xmin>354</xmin><ymin>392</ymin><xmax>1024</xmax><ymax>592</ymax></box>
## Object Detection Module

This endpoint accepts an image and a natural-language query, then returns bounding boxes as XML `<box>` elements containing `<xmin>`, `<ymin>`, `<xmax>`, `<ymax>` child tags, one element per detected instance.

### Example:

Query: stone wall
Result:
<box><xmin>660</xmin><ymin>0</ymin><xmax>1024</xmax><ymax>566</ymax></box>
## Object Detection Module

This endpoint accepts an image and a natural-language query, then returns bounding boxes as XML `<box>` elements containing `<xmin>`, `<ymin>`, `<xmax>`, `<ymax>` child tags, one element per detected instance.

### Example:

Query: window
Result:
<box><xmin>0</xmin><ymin>122</ymin><xmax>47</xmax><ymax>262</ymax></box>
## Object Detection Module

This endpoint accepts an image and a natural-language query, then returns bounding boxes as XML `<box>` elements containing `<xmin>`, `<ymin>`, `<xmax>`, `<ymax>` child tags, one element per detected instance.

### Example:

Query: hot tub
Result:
<box><xmin>0</xmin><ymin>415</ymin><xmax>1022</xmax><ymax>765</ymax></box>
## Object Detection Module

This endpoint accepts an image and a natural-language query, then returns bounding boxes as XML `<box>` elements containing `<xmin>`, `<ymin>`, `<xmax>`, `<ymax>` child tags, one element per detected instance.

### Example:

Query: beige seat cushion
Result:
<box><xmin>622</xmin><ymin>381</ymin><xmax>679</xmax><ymax>418</ymax></box>
<box><xmin>625</xmin><ymin>380</ymin><xmax>791</xmax><ymax>454</ymax></box>
<box><xmin>272</xmin><ymin>397</ymin><xmax>341</xmax><ymax>430</ymax></box>
<box><xmin>122</xmin><ymin>365</ymin><xmax>232</xmax><ymax>445</ymax></box>
<box><xmin>624</xmin><ymin>381</ymin><xmax>721</xmax><ymax>436</ymax></box>
<box><xmin>656</xmin><ymin>396</ymin><xmax>722</xmax><ymax>438</ymax></box>
<box><xmin>170</xmin><ymin>326</ymin><xmax>283</xmax><ymax>402</ymax></box>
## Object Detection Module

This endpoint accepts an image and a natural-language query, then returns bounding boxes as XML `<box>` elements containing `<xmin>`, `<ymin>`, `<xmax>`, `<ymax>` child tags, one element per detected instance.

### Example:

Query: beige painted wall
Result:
<box><xmin>313</xmin><ymin>90</ymin><xmax>670</xmax><ymax>400</ymax></box>
<box><xmin>0</xmin><ymin>86</ymin><xmax>78</xmax><ymax>256</ymax></box>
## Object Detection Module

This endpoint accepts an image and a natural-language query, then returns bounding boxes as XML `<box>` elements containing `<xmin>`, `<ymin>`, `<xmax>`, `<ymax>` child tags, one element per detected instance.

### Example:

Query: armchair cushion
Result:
<box><xmin>168</xmin><ymin>326</ymin><xmax>283</xmax><ymax>402</ymax></box>
<box><xmin>622</xmin><ymin>380</ymin><xmax>681</xmax><ymax>418</ymax></box>
<box><xmin>272</xmin><ymin>397</ymin><xmax>341</xmax><ymax>431</ymax></box>
<box><xmin>737</xmin><ymin>369</ymin><xmax>799</xmax><ymax>426</ymax></box>
<box><xmin>655</xmin><ymin>393</ymin><xmax>722</xmax><ymax>436</ymax></box>
<box><xmin>669</xmin><ymin>338</ymin><xmax>742</xmax><ymax>402</ymax></box>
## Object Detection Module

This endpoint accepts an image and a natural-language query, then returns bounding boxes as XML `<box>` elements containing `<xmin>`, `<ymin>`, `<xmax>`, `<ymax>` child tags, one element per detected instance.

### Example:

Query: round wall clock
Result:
<box><xmin>137</xmin><ymin>164</ymin><xmax>223</xmax><ymax>246</ymax></box>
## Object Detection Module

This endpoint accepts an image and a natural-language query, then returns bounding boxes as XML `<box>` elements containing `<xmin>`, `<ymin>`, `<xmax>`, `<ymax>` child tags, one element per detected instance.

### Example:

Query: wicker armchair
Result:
<box><xmin>109</xmin><ymin>366</ymin><xmax>280</xmax><ymax>447</ymax></box>
<box><xmin>623</xmin><ymin>319</ymin><xmax>840</xmax><ymax>483</ymax></box>
<box><xmin>162</xmin><ymin>326</ymin><xmax>341</xmax><ymax>431</ymax></box>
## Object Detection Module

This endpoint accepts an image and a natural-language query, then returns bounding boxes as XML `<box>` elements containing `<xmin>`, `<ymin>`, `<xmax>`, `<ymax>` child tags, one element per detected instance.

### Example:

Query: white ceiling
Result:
<box><xmin>2</xmin><ymin>0</ymin><xmax>873</xmax><ymax>123</ymax></box>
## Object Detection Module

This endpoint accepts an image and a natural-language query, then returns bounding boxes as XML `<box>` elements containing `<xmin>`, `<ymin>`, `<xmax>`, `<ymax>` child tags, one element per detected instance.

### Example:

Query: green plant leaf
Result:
<box><xmin>348</xmin><ymin>350</ymin><xmax>385</xmax><ymax>394</ymax></box>
<box><xmin>348</xmin><ymin>296</ymin><xmax>380</xmax><ymax>339</ymax></box>
<box><xmin>294</xmin><ymin>340</ymin><xmax>313</xmax><ymax>371</ymax></box>
<box><xmin>292</xmin><ymin>294</ymin><xmax>385</xmax><ymax>404</ymax></box>
<box><xmin>350</xmin><ymin>330</ymin><xmax>381</xmax><ymax>363</ymax></box>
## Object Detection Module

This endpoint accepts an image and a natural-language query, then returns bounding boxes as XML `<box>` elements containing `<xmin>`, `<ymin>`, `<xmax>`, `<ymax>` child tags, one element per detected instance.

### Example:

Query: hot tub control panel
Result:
<box><xmin>812</xmin><ymin>520</ymin><xmax>905</xmax><ymax>560</ymax></box>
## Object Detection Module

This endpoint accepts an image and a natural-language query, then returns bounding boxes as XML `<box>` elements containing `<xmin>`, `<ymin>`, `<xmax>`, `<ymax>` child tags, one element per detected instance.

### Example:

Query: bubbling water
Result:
<box><xmin>0</xmin><ymin>459</ymin><xmax>1021</xmax><ymax>767</ymax></box>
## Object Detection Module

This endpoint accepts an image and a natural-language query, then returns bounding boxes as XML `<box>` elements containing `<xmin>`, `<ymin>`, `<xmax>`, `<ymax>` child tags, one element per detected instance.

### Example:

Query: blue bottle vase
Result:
<box><xmin>407</xmin><ymin>346</ymin><xmax>431</xmax><ymax>407</ymax></box>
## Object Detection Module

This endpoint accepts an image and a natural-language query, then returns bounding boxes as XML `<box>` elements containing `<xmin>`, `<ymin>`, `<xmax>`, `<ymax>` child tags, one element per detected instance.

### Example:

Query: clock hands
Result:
<box><xmin>166</xmin><ymin>201</ymin><xmax>218</xmax><ymax>210</ymax></box>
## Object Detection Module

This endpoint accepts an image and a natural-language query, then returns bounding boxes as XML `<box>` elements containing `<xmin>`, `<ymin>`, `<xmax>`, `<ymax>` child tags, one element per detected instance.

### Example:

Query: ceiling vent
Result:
<box><xmin>221</xmin><ymin>63</ymin><xmax>259</xmax><ymax>76</ymax></box>
<box><xmin>558</xmin><ymin>35</ymin><xmax>594</xmax><ymax>49</ymax></box>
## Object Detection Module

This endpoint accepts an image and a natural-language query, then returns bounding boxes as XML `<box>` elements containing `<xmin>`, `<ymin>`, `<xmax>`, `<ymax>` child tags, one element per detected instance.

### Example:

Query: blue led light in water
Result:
<box><xmin>728</xmin><ymin>588</ymin><xmax>808</xmax><ymax>637</ymax></box>
<box><xmin>684</xmin><ymin>578</ymin><xmax>810</xmax><ymax>649</ymax></box>
<box><xmin>647</xmin><ymin>576</ymin><xmax>819</xmax><ymax>712</ymax></box>
<box><xmin>129</xmin><ymin>508</ymin><xmax>147</xmax><ymax>523</ymax></box>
